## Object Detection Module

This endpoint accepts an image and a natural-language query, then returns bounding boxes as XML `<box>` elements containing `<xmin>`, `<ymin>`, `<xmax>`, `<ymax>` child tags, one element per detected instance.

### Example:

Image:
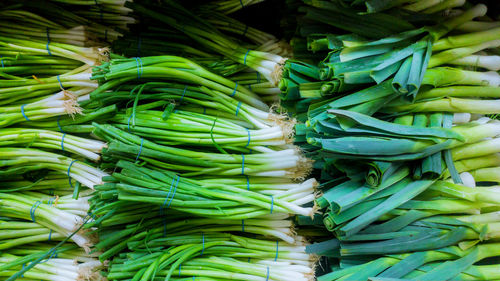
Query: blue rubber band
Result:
<box><xmin>30</xmin><ymin>201</ymin><xmax>42</xmax><ymax>222</ymax></box>
<box><xmin>248</xmin><ymin>84</ymin><xmax>252</xmax><ymax>91</ymax></box>
<box><xmin>230</xmin><ymin>82</ymin><xmax>238</xmax><ymax>97</ymax></box>
<box><xmin>203</xmin><ymin>107</ymin><xmax>206</xmax><ymax>115</ymax></box>
<box><xmin>245</xmin><ymin>129</ymin><xmax>251</xmax><ymax>148</ymax></box>
<box><xmin>48</xmin><ymin>229</ymin><xmax>52</xmax><ymax>241</ymax></box>
<box><xmin>275</xmin><ymin>241</ymin><xmax>279</xmax><ymax>261</ymax></box>
<box><xmin>134</xmin><ymin>57</ymin><xmax>143</xmax><ymax>79</ymax></box>
<box><xmin>166</xmin><ymin>175</ymin><xmax>180</xmax><ymax>207</ymax></box>
<box><xmin>61</xmin><ymin>133</ymin><xmax>66</xmax><ymax>151</ymax></box>
<box><xmin>246</xmin><ymin>175</ymin><xmax>250</xmax><ymax>191</ymax></box>
<box><xmin>161</xmin><ymin>176</ymin><xmax>177</xmax><ymax>210</ymax></box>
<box><xmin>56</xmin><ymin>116</ymin><xmax>64</xmax><ymax>133</ymax></box>
<box><xmin>21</xmin><ymin>104</ymin><xmax>30</xmax><ymax>121</ymax></box>
<box><xmin>193</xmin><ymin>277</ymin><xmax>195</xmax><ymax>281</ymax></box>
<box><xmin>239</xmin><ymin>0</ymin><xmax>244</xmax><ymax>8</ymax></box>
<box><xmin>180</xmin><ymin>85</ymin><xmax>187</xmax><ymax>103</ymax></box>
<box><xmin>67</xmin><ymin>159</ymin><xmax>78</xmax><ymax>189</ymax></box>
<box><xmin>160</xmin><ymin>175</ymin><xmax>177</xmax><ymax>236</ymax></box>
<box><xmin>127</xmin><ymin>114</ymin><xmax>134</xmax><ymax>133</ymax></box>
<box><xmin>256</xmin><ymin>72</ymin><xmax>261</xmax><ymax>83</ymax></box>
<box><xmin>266</xmin><ymin>266</ymin><xmax>270</xmax><ymax>281</ymax></box>
<box><xmin>22</xmin><ymin>264</ymin><xmax>25</xmax><ymax>277</ymax></box>
<box><xmin>235</xmin><ymin>101</ymin><xmax>242</xmax><ymax>116</ymax></box>
<box><xmin>46</xmin><ymin>28</ymin><xmax>52</xmax><ymax>56</ymax></box>
<box><xmin>242</xmin><ymin>219</ymin><xmax>245</xmax><ymax>232</ymax></box>
<box><xmin>57</xmin><ymin>75</ymin><xmax>64</xmax><ymax>90</ymax></box>
<box><xmin>243</xmin><ymin>49</ymin><xmax>251</xmax><ymax>65</ymax></box>
<box><xmin>270</xmin><ymin>196</ymin><xmax>274</xmax><ymax>214</ymax></box>
<box><xmin>1</xmin><ymin>59</ymin><xmax>4</xmax><ymax>68</ymax></box>
<box><xmin>248</xmin><ymin>257</ymin><xmax>251</xmax><ymax>263</ymax></box>
<box><xmin>201</xmin><ymin>232</ymin><xmax>205</xmax><ymax>256</ymax></box>
<box><xmin>241</xmin><ymin>154</ymin><xmax>245</xmax><ymax>175</ymax></box>
<box><xmin>242</xmin><ymin>25</ymin><xmax>249</xmax><ymax>37</ymax></box>
<box><xmin>179</xmin><ymin>265</ymin><xmax>181</xmax><ymax>276</ymax></box>
<box><xmin>135</xmin><ymin>138</ymin><xmax>144</xmax><ymax>161</ymax></box>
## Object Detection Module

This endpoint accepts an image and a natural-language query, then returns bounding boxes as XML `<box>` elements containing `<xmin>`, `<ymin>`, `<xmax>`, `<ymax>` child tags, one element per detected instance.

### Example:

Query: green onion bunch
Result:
<box><xmin>0</xmin><ymin>128</ymin><xmax>106</xmax><ymax>161</ymax></box>
<box><xmin>0</xmin><ymin>0</ymin><xmax>134</xmax><ymax>45</ymax></box>
<box><xmin>87</xmin><ymin>194</ymin><xmax>315</xmax><ymax>281</ymax></box>
<box><xmin>91</xmin><ymin>160</ymin><xmax>316</xmax><ymax>218</ymax></box>
<box><xmin>126</xmin><ymin>1</ymin><xmax>288</xmax><ymax>86</ymax></box>
<box><xmin>0</xmin><ymin>147</ymin><xmax>109</xmax><ymax>188</ymax></box>
<box><xmin>0</xmin><ymin>191</ymin><xmax>96</xmax><ymax>250</ymax></box>
<box><xmin>0</xmin><ymin>242</ymin><xmax>105</xmax><ymax>281</ymax></box>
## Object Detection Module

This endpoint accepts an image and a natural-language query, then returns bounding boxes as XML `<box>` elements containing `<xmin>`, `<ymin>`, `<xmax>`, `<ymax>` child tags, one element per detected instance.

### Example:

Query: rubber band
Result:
<box><xmin>30</xmin><ymin>201</ymin><xmax>42</xmax><ymax>222</ymax></box>
<box><xmin>41</xmin><ymin>248</ymin><xmax>58</xmax><ymax>264</ymax></box>
<box><xmin>270</xmin><ymin>196</ymin><xmax>274</xmax><ymax>214</ymax></box>
<box><xmin>134</xmin><ymin>57</ymin><xmax>143</xmax><ymax>79</ymax></box>
<box><xmin>21</xmin><ymin>104</ymin><xmax>30</xmax><ymax>121</ymax></box>
<box><xmin>22</xmin><ymin>264</ymin><xmax>25</xmax><ymax>277</ymax></box>
<box><xmin>201</xmin><ymin>232</ymin><xmax>205</xmax><ymax>256</ymax></box>
<box><xmin>57</xmin><ymin>75</ymin><xmax>64</xmax><ymax>90</ymax></box>
<box><xmin>246</xmin><ymin>175</ymin><xmax>250</xmax><ymax>191</ymax></box>
<box><xmin>230</xmin><ymin>82</ymin><xmax>238</xmax><ymax>97</ymax></box>
<box><xmin>248</xmin><ymin>84</ymin><xmax>252</xmax><ymax>91</ymax></box>
<box><xmin>248</xmin><ymin>257</ymin><xmax>251</xmax><ymax>263</ymax></box>
<box><xmin>275</xmin><ymin>241</ymin><xmax>279</xmax><ymax>261</ymax></box>
<box><xmin>241</xmin><ymin>154</ymin><xmax>245</xmax><ymax>175</ymax></box>
<box><xmin>161</xmin><ymin>176</ymin><xmax>177</xmax><ymax>210</ymax></box>
<box><xmin>61</xmin><ymin>133</ymin><xmax>66</xmax><ymax>151</ymax></box>
<box><xmin>127</xmin><ymin>114</ymin><xmax>134</xmax><ymax>132</ymax></box>
<box><xmin>56</xmin><ymin>116</ymin><xmax>64</xmax><ymax>133</ymax></box>
<box><xmin>48</xmin><ymin>229</ymin><xmax>52</xmax><ymax>241</ymax></box>
<box><xmin>235</xmin><ymin>101</ymin><xmax>242</xmax><ymax>116</ymax></box>
<box><xmin>193</xmin><ymin>277</ymin><xmax>195</xmax><ymax>281</ymax></box>
<box><xmin>241</xmin><ymin>219</ymin><xmax>245</xmax><ymax>232</ymax></box>
<box><xmin>46</xmin><ymin>28</ymin><xmax>52</xmax><ymax>55</ymax></box>
<box><xmin>239</xmin><ymin>0</ymin><xmax>244</xmax><ymax>8</ymax></box>
<box><xmin>242</xmin><ymin>25</ymin><xmax>249</xmax><ymax>37</ymax></box>
<box><xmin>256</xmin><ymin>72</ymin><xmax>261</xmax><ymax>83</ymax></box>
<box><xmin>135</xmin><ymin>138</ymin><xmax>144</xmax><ymax>161</ymax></box>
<box><xmin>245</xmin><ymin>129</ymin><xmax>251</xmax><ymax>148</ymax></box>
<box><xmin>243</xmin><ymin>49</ymin><xmax>251</xmax><ymax>65</ymax></box>
<box><xmin>203</xmin><ymin>107</ymin><xmax>206</xmax><ymax>115</ymax></box>
<box><xmin>179</xmin><ymin>265</ymin><xmax>181</xmax><ymax>276</ymax></box>
<box><xmin>180</xmin><ymin>85</ymin><xmax>187</xmax><ymax>103</ymax></box>
<box><xmin>67</xmin><ymin>159</ymin><xmax>78</xmax><ymax>189</ymax></box>
<box><xmin>1</xmin><ymin>59</ymin><xmax>4</xmax><ymax>68</ymax></box>
<box><xmin>166</xmin><ymin>175</ymin><xmax>180</xmax><ymax>207</ymax></box>
<box><xmin>266</xmin><ymin>266</ymin><xmax>270</xmax><ymax>281</ymax></box>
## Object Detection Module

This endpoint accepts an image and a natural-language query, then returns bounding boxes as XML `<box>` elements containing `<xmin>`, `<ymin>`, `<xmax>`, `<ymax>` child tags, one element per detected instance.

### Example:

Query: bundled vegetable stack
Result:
<box><xmin>83</xmin><ymin>53</ymin><xmax>318</xmax><ymax>280</ymax></box>
<box><xmin>281</xmin><ymin>0</ymin><xmax>500</xmax><ymax>280</ymax></box>
<box><xmin>4</xmin><ymin>0</ymin><xmax>500</xmax><ymax>280</ymax></box>
<box><xmin>0</xmin><ymin>1</ymin><xmax>133</xmax><ymax>280</ymax></box>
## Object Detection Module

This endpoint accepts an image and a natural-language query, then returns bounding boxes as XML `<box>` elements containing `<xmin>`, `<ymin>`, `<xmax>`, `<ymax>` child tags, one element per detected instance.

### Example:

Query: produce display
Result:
<box><xmin>1</xmin><ymin>0</ymin><xmax>500</xmax><ymax>280</ymax></box>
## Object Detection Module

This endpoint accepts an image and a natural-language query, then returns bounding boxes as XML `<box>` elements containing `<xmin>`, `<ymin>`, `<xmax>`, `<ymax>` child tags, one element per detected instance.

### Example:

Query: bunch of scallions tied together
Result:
<box><xmin>0</xmin><ymin>2</ymin><xmax>131</xmax><ymax>280</ymax></box>
<box><xmin>78</xmin><ymin>53</ymin><xmax>320</xmax><ymax>280</ymax></box>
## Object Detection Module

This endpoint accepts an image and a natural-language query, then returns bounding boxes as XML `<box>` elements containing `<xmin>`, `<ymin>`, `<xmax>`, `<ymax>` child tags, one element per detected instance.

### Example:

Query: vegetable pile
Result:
<box><xmin>2</xmin><ymin>0</ymin><xmax>500</xmax><ymax>280</ymax></box>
